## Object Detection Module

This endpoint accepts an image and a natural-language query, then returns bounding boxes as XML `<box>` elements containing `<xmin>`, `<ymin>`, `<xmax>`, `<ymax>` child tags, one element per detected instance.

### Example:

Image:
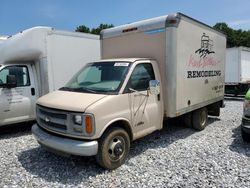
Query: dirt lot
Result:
<box><xmin>0</xmin><ymin>98</ymin><xmax>249</xmax><ymax>187</ymax></box>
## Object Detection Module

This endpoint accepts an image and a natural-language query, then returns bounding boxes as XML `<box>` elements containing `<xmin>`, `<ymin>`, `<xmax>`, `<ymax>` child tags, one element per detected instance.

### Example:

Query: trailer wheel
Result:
<box><xmin>234</xmin><ymin>86</ymin><xmax>239</xmax><ymax>96</ymax></box>
<box><xmin>96</xmin><ymin>127</ymin><xmax>130</xmax><ymax>170</ymax></box>
<box><xmin>241</xmin><ymin>128</ymin><xmax>250</xmax><ymax>142</ymax></box>
<box><xmin>192</xmin><ymin>108</ymin><xmax>208</xmax><ymax>131</ymax></box>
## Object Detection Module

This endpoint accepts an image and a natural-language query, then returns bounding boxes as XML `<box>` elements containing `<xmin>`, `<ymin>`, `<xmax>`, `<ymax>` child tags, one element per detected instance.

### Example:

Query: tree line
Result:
<box><xmin>75</xmin><ymin>23</ymin><xmax>250</xmax><ymax>48</ymax></box>
<box><xmin>75</xmin><ymin>24</ymin><xmax>114</xmax><ymax>35</ymax></box>
<box><xmin>213</xmin><ymin>23</ymin><xmax>250</xmax><ymax>48</ymax></box>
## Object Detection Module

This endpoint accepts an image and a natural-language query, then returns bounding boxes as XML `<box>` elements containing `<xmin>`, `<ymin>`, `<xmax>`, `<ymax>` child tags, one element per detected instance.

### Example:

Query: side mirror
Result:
<box><xmin>6</xmin><ymin>75</ymin><xmax>17</xmax><ymax>88</ymax></box>
<box><xmin>149</xmin><ymin>80</ymin><xmax>160</xmax><ymax>95</ymax></box>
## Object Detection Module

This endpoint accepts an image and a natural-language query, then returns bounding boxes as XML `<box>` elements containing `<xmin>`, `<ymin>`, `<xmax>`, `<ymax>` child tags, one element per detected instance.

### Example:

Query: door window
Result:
<box><xmin>129</xmin><ymin>63</ymin><xmax>155</xmax><ymax>91</ymax></box>
<box><xmin>0</xmin><ymin>66</ymin><xmax>30</xmax><ymax>87</ymax></box>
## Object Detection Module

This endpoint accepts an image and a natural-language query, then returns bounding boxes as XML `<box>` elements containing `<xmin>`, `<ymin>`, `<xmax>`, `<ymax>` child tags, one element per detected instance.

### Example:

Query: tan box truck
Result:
<box><xmin>32</xmin><ymin>13</ymin><xmax>226</xmax><ymax>169</ymax></box>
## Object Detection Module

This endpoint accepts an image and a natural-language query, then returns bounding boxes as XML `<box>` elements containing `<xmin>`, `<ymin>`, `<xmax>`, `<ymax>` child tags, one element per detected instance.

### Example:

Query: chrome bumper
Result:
<box><xmin>32</xmin><ymin>124</ymin><xmax>98</xmax><ymax>156</ymax></box>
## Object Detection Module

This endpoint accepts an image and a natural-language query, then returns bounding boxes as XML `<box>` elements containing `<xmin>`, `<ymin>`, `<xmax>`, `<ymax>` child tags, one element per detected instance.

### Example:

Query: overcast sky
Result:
<box><xmin>0</xmin><ymin>0</ymin><xmax>250</xmax><ymax>36</ymax></box>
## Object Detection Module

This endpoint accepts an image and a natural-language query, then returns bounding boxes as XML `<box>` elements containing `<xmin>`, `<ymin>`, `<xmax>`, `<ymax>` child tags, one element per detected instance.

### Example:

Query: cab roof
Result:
<box><xmin>95</xmin><ymin>58</ymin><xmax>153</xmax><ymax>63</ymax></box>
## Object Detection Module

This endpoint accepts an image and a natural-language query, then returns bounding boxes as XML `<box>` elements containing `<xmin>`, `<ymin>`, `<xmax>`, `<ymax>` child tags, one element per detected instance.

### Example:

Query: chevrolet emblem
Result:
<box><xmin>45</xmin><ymin>117</ymin><xmax>50</xmax><ymax>122</ymax></box>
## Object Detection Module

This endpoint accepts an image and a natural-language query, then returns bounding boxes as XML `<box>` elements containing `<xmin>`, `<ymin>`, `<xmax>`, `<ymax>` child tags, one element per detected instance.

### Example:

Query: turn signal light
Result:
<box><xmin>85</xmin><ymin>115</ymin><xmax>93</xmax><ymax>134</ymax></box>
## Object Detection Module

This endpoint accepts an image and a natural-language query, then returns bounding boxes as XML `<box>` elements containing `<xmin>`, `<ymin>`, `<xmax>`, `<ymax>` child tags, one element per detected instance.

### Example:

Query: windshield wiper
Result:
<box><xmin>59</xmin><ymin>87</ymin><xmax>75</xmax><ymax>91</ymax></box>
<box><xmin>60</xmin><ymin>86</ymin><xmax>97</xmax><ymax>93</ymax></box>
<box><xmin>74</xmin><ymin>87</ymin><xmax>97</xmax><ymax>93</ymax></box>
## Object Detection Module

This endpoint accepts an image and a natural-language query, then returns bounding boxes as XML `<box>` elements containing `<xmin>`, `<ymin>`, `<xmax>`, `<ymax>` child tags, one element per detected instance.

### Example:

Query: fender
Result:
<box><xmin>99</xmin><ymin>117</ymin><xmax>134</xmax><ymax>141</ymax></box>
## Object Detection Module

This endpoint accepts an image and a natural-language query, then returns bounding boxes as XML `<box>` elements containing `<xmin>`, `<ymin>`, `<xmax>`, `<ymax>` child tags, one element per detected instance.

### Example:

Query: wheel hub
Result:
<box><xmin>108</xmin><ymin>136</ymin><xmax>125</xmax><ymax>160</ymax></box>
<box><xmin>201</xmin><ymin>110</ymin><xmax>207</xmax><ymax>126</ymax></box>
<box><xmin>114</xmin><ymin>143</ymin><xmax>124</xmax><ymax>157</ymax></box>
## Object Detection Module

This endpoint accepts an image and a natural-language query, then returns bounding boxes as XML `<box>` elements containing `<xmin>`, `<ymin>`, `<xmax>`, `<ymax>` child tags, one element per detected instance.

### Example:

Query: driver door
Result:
<box><xmin>0</xmin><ymin>65</ymin><xmax>37</xmax><ymax>125</ymax></box>
<box><xmin>127</xmin><ymin>62</ymin><xmax>163</xmax><ymax>138</ymax></box>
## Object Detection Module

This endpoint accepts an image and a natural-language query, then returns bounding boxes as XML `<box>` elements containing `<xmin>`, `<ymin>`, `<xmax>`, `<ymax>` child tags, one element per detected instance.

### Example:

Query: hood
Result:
<box><xmin>37</xmin><ymin>90</ymin><xmax>107</xmax><ymax>112</ymax></box>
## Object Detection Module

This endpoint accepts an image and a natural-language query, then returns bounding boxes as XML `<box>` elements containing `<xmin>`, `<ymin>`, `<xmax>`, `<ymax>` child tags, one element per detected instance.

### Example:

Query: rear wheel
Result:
<box><xmin>96</xmin><ymin>127</ymin><xmax>130</xmax><ymax>170</ymax></box>
<box><xmin>242</xmin><ymin>128</ymin><xmax>250</xmax><ymax>142</ymax></box>
<box><xmin>192</xmin><ymin>107</ymin><xmax>208</xmax><ymax>131</ymax></box>
<box><xmin>183</xmin><ymin>112</ymin><xmax>192</xmax><ymax>128</ymax></box>
<box><xmin>208</xmin><ymin>102</ymin><xmax>221</xmax><ymax>117</ymax></box>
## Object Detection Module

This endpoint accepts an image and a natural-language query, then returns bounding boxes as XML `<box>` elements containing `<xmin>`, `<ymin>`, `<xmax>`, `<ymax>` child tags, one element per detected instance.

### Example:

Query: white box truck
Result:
<box><xmin>0</xmin><ymin>36</ymin><xmax>8</xmax><ymax>43</ymax></box>
<box><xmin>32</xmin><ymin>13</ymin><xmax>226</xmax><ymax>169</ymax></box>
<box><xmin>0</xmin><ymin>27</ymin><xmax>100</xmax><ymax>126</ymax></box>
<box><xmin>225</xmin><ymin>47</ymin><xmax>250</xmax><ymax>95</ymax></box>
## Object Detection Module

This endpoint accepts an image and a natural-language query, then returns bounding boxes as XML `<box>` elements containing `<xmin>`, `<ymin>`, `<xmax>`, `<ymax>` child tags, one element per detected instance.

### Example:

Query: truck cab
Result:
<box><xmin>32</xmin><ymin>58</ymin><xmax>163</xmax><ymax>169</ymax></box>
<box><xmin>0</xmin><ymin>63</ymin><xmax>38</xmax><ymax>125</ymax></box>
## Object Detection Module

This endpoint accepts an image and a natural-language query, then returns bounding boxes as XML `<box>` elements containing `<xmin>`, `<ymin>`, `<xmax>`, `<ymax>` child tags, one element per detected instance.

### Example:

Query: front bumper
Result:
<box><xmin>242</xmin><ymin>116</ymin><xmax>250</xmax><ymax>134</ymax></box>
<box><xmin>32</xmin><ymin>124</ymin><xmax>98</xmax><ymax>156</ymax></box>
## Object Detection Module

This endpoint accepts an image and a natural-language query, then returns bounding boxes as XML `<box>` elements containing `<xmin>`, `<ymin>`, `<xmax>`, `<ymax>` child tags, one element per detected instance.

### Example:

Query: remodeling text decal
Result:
<box><xmin>187</xmin><ymin>33</ymin><xmax>221</xmax><ymax>78</ymax></box>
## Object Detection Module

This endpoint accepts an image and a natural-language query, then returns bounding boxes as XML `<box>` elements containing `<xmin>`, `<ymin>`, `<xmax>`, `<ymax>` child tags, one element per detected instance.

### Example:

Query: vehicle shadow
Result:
<box><xmin>229</xmin><ymin>125</ymin><xmax>250</xmax><ymax>157</ymax></box>
<box><xmin>0</xmin><ymin>122</ymin><xmax>33</xmax><ymax>140</ymax></box>
<box><xmin>18</xmin><ymin>117</ymin><xmax>218</xmax><ymax>185</ymax></box>
<box><xmin>18</xmin><ymin>147</ymin><xmax>103</xmax><ymax>185</ymax></box>
<box><xmin>128</xmin><ymin>116</ymin><xmax>219</xmax><ymax>159</ymax></box>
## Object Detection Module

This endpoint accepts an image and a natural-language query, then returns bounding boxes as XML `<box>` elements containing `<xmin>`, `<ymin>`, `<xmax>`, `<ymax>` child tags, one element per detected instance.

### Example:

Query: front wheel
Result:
<box><xmin>96</xmin><ymin>127</ymin><xmax>130</xmax><ymax>170</ymax></box>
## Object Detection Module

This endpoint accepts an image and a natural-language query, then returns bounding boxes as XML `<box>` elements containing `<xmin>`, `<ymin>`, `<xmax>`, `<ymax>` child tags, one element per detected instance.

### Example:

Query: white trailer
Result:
<box><xmin>225</xmin><ymin>47</ymin><xmax>250</xmax><ymax>95</ymax></box>
<box><xmin>0</xmin><ymin>27</ymin><xmax>100</xmax><ymax>126</ymax></box>
<box><xmin>32</xmin><ymin>13</ymin><xmax>226</xmax><ymax>169</ymax></box>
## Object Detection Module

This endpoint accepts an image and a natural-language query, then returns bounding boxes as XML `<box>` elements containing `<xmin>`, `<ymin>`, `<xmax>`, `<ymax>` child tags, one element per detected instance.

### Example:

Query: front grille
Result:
<box><xmin>245</xmin><ymin>115</ymin><xmax>250</xmax><ymax>119</ymax></box>
<box><xmin>243</xmin><ymin>117</ymin><xmax>250</xmax><ymax>124</ymax></box>
<box><xmin>36</xmin><ymin>105</ymin><xmax>95</xmax><ymax>138</ymax></box>
<box><xmin>37</xmin><ymin>105</ymin><xmax>69</xmax><ymax>133</ymax></box>
<box><xmin>40</xmin><ymin>118</ymin><xmax>67</xmax><ymax>130</ymax></box>
<box><xmin>39</xmin><ymin>108</ymin><xmax>67</xmax><ymax>120</ymax></box>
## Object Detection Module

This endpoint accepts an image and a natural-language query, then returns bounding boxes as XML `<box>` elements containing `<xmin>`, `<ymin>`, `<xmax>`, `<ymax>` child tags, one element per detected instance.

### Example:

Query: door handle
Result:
<box><xmin>31</xmin><ymin>88</ymin><xmax>35</xmax><ymax>96</ymax></box>
<box><xmin>157</xmin><ymin>94</ymin><xmax>160</xmax><ymax>101</ymax></box>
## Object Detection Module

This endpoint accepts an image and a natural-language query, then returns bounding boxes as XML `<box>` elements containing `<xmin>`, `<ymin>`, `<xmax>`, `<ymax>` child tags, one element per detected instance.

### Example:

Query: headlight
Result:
<box><xmin>72</xmin><ymin>114</ymin><xmax>95</xmax><ymax>135</ymax></box>
<box><xmin>243</xmin><ymin>100</ymin><xmax>250</xmax><ymax>117</ymax></box>
<box><xmin>73</xmin><ymin>115</ymin><xmax>83</xmax><ymax>125</ymax></box>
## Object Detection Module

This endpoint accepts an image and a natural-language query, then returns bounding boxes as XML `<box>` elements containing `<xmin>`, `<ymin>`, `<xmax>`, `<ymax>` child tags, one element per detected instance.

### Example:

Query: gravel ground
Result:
<box><xmin>0</xmin><ymin>98</ymin><xmax>250</xmax><ymax>187</ymax></box>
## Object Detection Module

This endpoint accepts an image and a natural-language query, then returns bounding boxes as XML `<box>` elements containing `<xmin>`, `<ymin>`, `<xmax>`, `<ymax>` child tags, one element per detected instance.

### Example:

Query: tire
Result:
<box><xmin>183</xmin><ymin>112</ymin><xmax>193</xmax><ymax>128</ymax></box>
<box><xmin>192</xmin><ymin>107</ymin><xmax>208</xmax><ymax>131</ymax></box>
<box><xmin>241</xmin><ymin>128</ymin><xmax>250</xmax><ymax>143</ymax></box>
<box><xmin>208</xmin><ymin>102</ymin><xmax>220</xmax><ymax>117</ymax></box>
<box><xmin>234</xmin><ymin>86</ymin><xmax>239</xmax><ymax>96</ymax></box>
<box><xmin>96</xmin><ymin>127</ymin><xmax>130</xmax><ymax>170</ymax></box>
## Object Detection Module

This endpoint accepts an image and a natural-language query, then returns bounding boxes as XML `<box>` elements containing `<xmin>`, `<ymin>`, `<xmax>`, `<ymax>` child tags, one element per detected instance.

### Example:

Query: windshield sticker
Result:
<box><xmin>114</xmin><ymin>63</ymin><xmax>129</xmax><ymax>67</ymax></box>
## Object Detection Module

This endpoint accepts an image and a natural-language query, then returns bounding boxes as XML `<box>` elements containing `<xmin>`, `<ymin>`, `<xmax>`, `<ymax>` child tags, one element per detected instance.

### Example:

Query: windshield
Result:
<box><xmin>60</xmin><ymin>62</ymin><xmax>131</xmax><ymax>94</ymax></box>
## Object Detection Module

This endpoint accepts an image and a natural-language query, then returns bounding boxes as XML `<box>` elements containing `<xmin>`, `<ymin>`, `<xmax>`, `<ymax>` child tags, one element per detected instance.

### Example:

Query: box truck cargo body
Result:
<box><xmin>102</xmin><ymin>14</ymin><xmax>225</xmax><ymax>117</ymax></box>
<box><xmin>0</xmin><ymin>27</ymin><xmax>100</xmax><ymax>126</ymax></box>
<box><xmin>32</xmin><ymin>13</ymin><xmax>226</xmax><ymax>169</ymax></box>
<box><xmin>225</xmin><ymin>47</ymin><xmax>250</xmax><ymax>95</ymax></box>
